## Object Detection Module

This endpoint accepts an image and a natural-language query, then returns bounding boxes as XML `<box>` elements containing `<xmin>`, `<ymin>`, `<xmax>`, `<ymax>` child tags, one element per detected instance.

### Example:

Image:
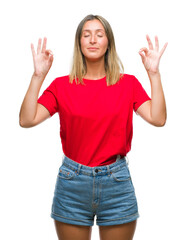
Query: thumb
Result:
<box><xmin>45</xmin><ymin>49</ymin><xmax>53</xmax><ymax>56</ymax></box>
<box><xmin>48</xmin><ymin>54</ymin><xmax>54</xmax><ymax>65</ymax></box>
<box><xmin>49</xmin><ymin>54</ymin><xmax>54</xmax><ymax>61</ymax></box>
<box><xmin>138</xmin><ymin>51</ymin><xmax>145</xmax><ymax>61</ymax></box>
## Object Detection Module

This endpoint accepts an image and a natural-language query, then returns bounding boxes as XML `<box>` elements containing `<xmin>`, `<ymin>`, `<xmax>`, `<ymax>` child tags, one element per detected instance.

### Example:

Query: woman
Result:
<box><xmin>19</xmin><ymin>14</ymin><xmax>167</xmax><ymax>240</ymax></box>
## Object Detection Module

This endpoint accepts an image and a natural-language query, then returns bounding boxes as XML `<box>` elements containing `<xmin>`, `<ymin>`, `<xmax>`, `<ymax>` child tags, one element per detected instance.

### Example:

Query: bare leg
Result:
<box><xmin>99</xmin><ymin>220</ymin><xmax>137</xmax><ymax>240</ymax></box>
<box><xmin>54</xmin><ymin>220</ymin><xmax>92</xmax><ymax>240</ymax></box>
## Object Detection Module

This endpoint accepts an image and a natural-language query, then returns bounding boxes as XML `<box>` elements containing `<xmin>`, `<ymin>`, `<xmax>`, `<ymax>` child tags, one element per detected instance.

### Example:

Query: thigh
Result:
<box><xmin>99</xmin><ymin>220</ymin><xmax>137</xmax><ymax>240</ymax></box>
<box><xmin>54</xmin><ymin>220</ymin><xmax>92</xmax><ymax>240</ymax></box>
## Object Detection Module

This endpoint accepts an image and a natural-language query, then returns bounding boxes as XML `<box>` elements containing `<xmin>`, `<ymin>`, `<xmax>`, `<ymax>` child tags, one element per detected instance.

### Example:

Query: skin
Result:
<box><xmin>137</xmin><ymin>35</ymin><xmax>168</xmax><ymax>126</ymax></box>
<box><xmin>80</xmin><ymin>19</ymin><xmax>108</xmax><ymax>80</ymax></box>
<box><xmin>19</xmin><ymin>19</ymin><xmax>168</xmax><ymax>240</ymax></box>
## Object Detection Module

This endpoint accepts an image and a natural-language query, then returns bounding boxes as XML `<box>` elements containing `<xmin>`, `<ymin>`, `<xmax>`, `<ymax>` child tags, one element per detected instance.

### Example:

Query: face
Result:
<box><xmin>80</xmin><ymin>19</ymin><xmax>109</xmax><ymax>62</ymax></box>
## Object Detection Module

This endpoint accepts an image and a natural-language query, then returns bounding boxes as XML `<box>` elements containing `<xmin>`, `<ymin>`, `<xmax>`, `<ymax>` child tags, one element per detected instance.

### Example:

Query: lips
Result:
<box><xmin>88</xmin><ymin>47</ymin><xmax>98</xmax><ymax>50</ymax></box>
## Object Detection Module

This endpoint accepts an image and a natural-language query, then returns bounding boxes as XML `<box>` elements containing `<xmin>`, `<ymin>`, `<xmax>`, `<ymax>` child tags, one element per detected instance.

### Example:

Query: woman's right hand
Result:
<box><xmin>31</xmin><ymin>37</ymin><xmax>54</xmax><ymax>78</ymax></box>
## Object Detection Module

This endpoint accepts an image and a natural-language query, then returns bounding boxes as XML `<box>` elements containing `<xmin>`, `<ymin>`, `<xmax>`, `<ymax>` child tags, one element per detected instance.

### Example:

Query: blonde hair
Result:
<box><xmin>69</xmin><ymin>14</ymin><xmax>124</xmax><ymax>86</ymax></box>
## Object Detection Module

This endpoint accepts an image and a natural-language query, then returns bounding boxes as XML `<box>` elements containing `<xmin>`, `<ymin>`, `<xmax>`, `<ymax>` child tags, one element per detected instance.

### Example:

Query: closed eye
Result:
<box><xmin>83</xmin><ymin>35</ymin><xmax>103</xmax><ymax>38</ymax></box>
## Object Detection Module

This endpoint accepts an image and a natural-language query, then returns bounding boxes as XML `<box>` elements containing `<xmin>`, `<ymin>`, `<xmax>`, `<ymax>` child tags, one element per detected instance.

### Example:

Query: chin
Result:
<box><xmin>84</xmin><ymin>54</ymin><xmax>105</xmax><ymax>62</ymax></box>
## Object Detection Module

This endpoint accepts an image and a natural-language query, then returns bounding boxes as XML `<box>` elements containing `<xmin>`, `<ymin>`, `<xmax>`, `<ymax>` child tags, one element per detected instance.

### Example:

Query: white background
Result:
<box><xmin>1</xmin><ymin>0</ymin><xmax>187</xmax><ymax>239</ymax></box>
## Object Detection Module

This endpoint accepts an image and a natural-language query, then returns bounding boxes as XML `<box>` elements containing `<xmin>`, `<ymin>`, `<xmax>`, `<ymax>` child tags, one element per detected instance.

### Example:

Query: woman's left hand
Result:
<box><xmin>139</xmin><ymin>35</ymin><xmax>168</xmax><ymax>74</ymax></box>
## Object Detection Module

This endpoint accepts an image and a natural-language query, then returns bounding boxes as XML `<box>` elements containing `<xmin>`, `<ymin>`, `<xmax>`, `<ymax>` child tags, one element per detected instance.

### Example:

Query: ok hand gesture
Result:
<box><xmin>31</xmin><ymin>37</ymin><xmax>54</xmax><ymax>78</ymax></box>
<box><xmin>139</xmin><ymin>35</ymin><xmax>168</xmax><ymax>75</ymax></box>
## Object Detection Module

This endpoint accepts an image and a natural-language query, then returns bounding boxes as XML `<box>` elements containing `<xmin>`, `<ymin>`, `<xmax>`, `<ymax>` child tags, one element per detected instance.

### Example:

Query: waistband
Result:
<box><xmin>61</xmin><ymin>154</ymin><xmax>128</xmax><ymax>176</ymax></box>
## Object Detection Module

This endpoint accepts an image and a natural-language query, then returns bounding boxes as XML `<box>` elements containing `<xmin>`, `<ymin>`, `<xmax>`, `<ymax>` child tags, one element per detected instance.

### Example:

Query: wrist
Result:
<box><xmin>146</xmin><ymin>70</ymin><xmax>161</xmax><ymax>78</ymax></box>
<box><xmin>31</xmin><ymin>74</ymin><xmax>46</xmax><ymax>89</ymax></box>
<box><xmin>32</xmin><ymin>72</ymin><xmax>46</xmax><ymax>81</ymax></box>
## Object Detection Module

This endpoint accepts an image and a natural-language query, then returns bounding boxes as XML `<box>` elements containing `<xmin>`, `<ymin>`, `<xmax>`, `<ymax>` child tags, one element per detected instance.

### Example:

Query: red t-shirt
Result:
<box><xmin>37</xmin><ymin>74</ymin><xmax>151</xmax><ymax>167</ymax></box>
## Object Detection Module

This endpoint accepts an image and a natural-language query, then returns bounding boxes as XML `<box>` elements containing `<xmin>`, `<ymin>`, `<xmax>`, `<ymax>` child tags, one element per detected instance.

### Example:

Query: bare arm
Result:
<box><xmin>136</xmin><ymin>72</ymin><xmax>166</xmax><ymax>126</ymax></box>
<box><xmin>19</xmin><ymin>74</ymin><xmax>50</xmax><ymax>127</ymax></box>
<box><xmin>19</xmin><ymin>37</ymin><xmax>54</xmax><ymax>128</ymax></box>
<box><xmin>136</xmin><ymin>35</ymin><xmax>168</xmax><ymax>127</ymax></box>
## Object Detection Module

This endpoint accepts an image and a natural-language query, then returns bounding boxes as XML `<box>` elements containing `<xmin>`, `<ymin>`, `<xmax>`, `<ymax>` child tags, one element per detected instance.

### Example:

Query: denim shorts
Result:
<box><xmin>51</xmin><ymin>154</ymin><xmax>139</xmax><ymax>226</ymax></box>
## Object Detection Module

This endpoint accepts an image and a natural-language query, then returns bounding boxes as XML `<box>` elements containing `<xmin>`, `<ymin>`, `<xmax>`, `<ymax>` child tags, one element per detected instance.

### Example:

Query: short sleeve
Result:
<box><xmin>37</xmin><ymin>79</ymin><xmax>58</xmax><ymax>117</ymax></box>
<box><xmin>133</xmin><ymin>76</ymin><xmax>151</xmax><ymax>112</ymax></box>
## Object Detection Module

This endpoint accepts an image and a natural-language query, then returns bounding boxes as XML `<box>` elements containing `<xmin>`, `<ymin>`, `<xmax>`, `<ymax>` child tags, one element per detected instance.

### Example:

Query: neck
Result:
<box><xmin>84</xmin><ymin>58</ymin><xmax>106</xmax><ymax>80</ymax></box>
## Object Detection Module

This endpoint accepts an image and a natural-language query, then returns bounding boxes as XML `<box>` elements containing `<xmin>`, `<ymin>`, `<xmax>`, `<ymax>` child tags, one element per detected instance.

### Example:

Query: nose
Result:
<box><xmin>90</xmin><ymin>34</ymin><xmax>97</xmax><ymax>44</ymax></box>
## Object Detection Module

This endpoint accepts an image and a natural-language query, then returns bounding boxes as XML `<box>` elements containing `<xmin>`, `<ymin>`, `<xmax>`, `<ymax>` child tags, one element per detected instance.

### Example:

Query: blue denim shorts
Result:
<box><xmin>51</xmin><ymin>154</ymin><xmax>139</xmax><ymax>226</ymax></box>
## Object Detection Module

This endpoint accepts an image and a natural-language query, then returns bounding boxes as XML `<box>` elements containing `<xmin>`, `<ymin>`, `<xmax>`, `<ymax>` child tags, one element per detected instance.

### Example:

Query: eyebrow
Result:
<box><xmin>82</xmin><ymin>29</ymin><xmax>105</xmax><ymax>32</ymax></box>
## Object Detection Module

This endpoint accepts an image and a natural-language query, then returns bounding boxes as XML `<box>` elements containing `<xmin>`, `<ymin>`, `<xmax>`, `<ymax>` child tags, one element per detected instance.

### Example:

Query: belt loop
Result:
<box><xmin>77</xmin><ymin>164</ymin><xmax>81</xmax><ymax>175</ymax></box>
<box><xmin>107</xmin><ymin>165</ymin><xmax>111</xmax><ymax>176</ymax></box>
<box><xmin>116</xmin><ymin>154</ymin><xmax>121</xmax><ymax>162</ymax></box>
<box><xmin>126</xmin><ymin>155</ymin><xmax>129</xmax><ymax>166</ymax></box>
<box><xmin>62</xmin><ymin>155</ymin><xmax>65</xmax><ymax>164</ymax></box>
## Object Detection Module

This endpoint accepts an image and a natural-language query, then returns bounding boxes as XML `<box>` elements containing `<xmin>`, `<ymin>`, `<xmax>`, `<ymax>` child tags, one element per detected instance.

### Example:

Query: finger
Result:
<box><xmin>138</xmin><ymin>50</ymin><xmax>146</xmax><ymax>62</ymax></box>
<box><xmin>41</xmin><ymin>37</ymin><xmax>47</xmax><ymax>53</ymax></box>
<box><xmin>146</xmin><ymin>34</ymin><xmax>154</xmax><ymax>50</ymax></box>
<box><xmin>31</xmin><ymin>43</ymin><xmax>36</xmax><ymax>58</ymax></box>
<box><xmin>139</xmin><ymin>47</ymin><xmax>149</xmax><ymax>55</ymax></box>
<box><xmin>155</xmin><ymin>35</ymin><xmax>159</xmax><ymax>51</ymax></box>
<box><xmin>48</xmin><ymin>54</ymin><xmax>54</xmax><ymax>63</ymax></box>
<box><xmin>45</xmin><ymin>49</ymin><xmax>53</xmax><ymax>56</ymax></box>
<box><xmin>139</xmin><ymin>51</ymin><xmax>145</xmax><ymax>58</ymax></box>
<box><xmin>159</xmin><ymin>42</ymin><xmax>168</xmax><ymax>58</ymax></box>
<box><xmin>37</xmin><ymin>38</ymin><xmax>42</xmax><ymax>54</ymax></box>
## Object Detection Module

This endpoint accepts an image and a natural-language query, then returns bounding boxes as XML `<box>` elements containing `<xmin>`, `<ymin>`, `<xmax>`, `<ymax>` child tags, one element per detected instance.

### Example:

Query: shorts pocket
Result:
<box><xmin>111</xmin><ymin>164</ymin><xmax>131</xmax><ymax>182</ymax></box>
<box><xmin>57</xmin><ymin>164</ymin><xmax>75</xmax><ymax>180</ymax></box>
